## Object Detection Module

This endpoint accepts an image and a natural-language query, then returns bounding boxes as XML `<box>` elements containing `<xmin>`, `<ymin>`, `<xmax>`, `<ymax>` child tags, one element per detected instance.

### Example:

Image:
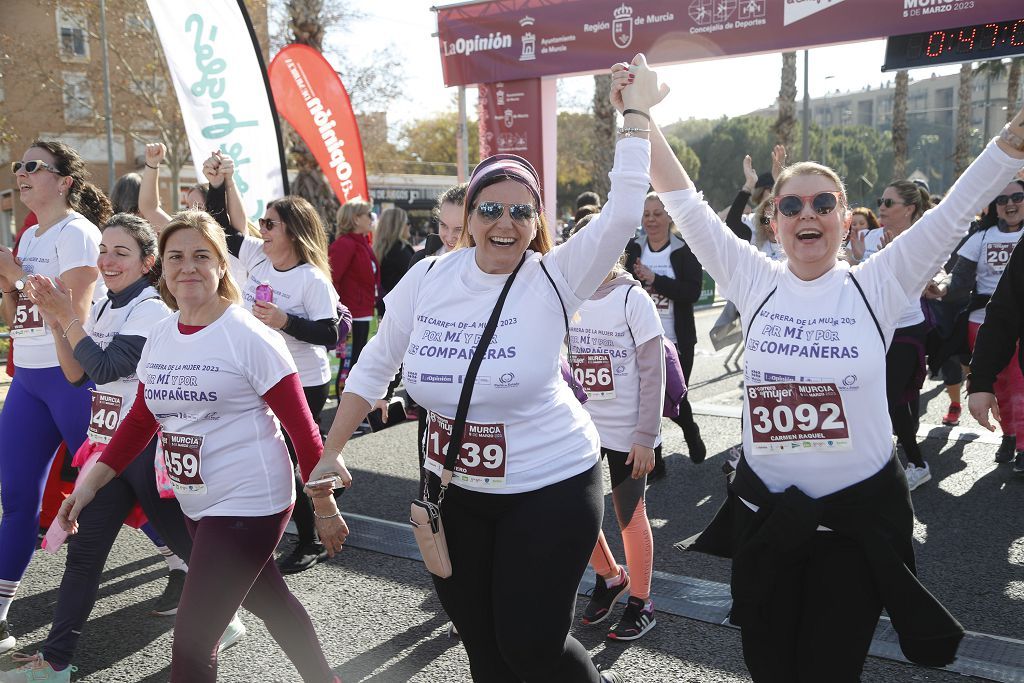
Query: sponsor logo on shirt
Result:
<box><xmin>615</xmin><ymin>364</ymin><xmax>627</xmax><ymax>376</ymax></box>
<box><xmin>406</xmin><ymin>372</ymin><xmax>418</xmax><ymax>384</ymax></box>
<box><xmin>422</xmin><ymin>373</ymin><xmax>454</xmax><ymax>384</ymax></box>
<box><xmin>458</xmin><ymin>375</ymin><xmax>491</xmax><ymax>385</ymax></box>
<box><xmin>764</xmin><ymin>372</ymin><xmax>796</xmax><ymax>382</ymax></box>
<box><xmin>495</xmin><ymin>372</ymin><xmax>520</xmax><ymax>388</ymax></box>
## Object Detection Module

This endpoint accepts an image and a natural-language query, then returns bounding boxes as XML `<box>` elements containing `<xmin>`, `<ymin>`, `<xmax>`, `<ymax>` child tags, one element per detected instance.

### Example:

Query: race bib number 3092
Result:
<box><xmin>424</xmin><ymin>411</ymin><xmax>507</xmax><ymax>488</ymax></box>
<box><xmin>747</xmin><ymin>382</ymin><xmax>852</xmax><ymax>454</ymax></box>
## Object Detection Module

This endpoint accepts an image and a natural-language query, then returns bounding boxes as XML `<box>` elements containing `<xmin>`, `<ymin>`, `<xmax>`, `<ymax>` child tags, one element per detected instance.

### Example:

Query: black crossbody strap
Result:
<box><xmin>442</xmin><ymin>253</ymin><xmax>527</xmax><ymax>479</ymax></box>
<box><xmin>847</xmin><ymin>273</ymin><xmax>885</xmax><ymax>346</ymax></box>
<box><xmin>745</xmin><ymin>286</ymin><xmax>778</xmax><ymax>339</ymax></box>
<box><xmin>538</xmin><ymin>260</ymin><xmax>573</xmax><ymax>365</ymax></box>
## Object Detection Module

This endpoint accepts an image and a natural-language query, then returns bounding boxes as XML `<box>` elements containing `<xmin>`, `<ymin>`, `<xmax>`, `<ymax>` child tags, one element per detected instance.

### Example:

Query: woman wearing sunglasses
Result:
<box><xmin>198</xmin><ymin>153</ymin><xmax>344</xmax><ymax>575</ymax></box>
<box><xmin>310</xmin><ymin>56</ymin><xmax>663</xmax><ymax>683</ymax></box>
<box><xmin>655</xmin><ymin>64</ymin><xmax>1024</xmax><ymax>679</ymax></box>
<box><xmin>945</xmin><ymin>179</ymin><xmax>1024</xmax><ymax>470</ymax></box>
<box><xmin>0</xmin><ymin>142</ymin><xmax>109</xmax><ymax>653</ymax></box>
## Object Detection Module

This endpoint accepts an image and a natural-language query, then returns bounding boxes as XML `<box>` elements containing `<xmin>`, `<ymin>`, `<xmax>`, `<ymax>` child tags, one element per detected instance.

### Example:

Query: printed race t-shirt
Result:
<box><xmin>14</xmin><ymin>214</ymin><xmax>107</xmax><ymax>368</ymax></box>
<box><xmin>862</xmin><ymin>229</ymin><xmax>924</xmax><ymax>328</ymax></box>
<box><xmin>641</xmin><ymin>242</ymin><xmax>676</xmax><ymax>342</ymax></box>
<box><xmin>84</xmin><ymin>287</ymin><xmax>169</xmax><ymax>443</ymax></box>
<box><xmin>235</xmin><ymin>236</ymin><xmax>339</xmax><ymax>386</ymax></box>
<box><xmin>382</xmin><ymin>249</ymin><xmax>600</xmax><ymax>494</ymax></box>
<box><xmin>572</xmin><ymin>285</ymin><xmax>663</xmax><ymax>452</ymax></box>
<box><xmin>957</xmin><ymin>226</ymin><xmax>1024</xmax><ymax>324</ymax></box>
<box><xmin>137</xmin><ymin>305</ymin><xmax>297</xmax><ymax>519</ymax></box>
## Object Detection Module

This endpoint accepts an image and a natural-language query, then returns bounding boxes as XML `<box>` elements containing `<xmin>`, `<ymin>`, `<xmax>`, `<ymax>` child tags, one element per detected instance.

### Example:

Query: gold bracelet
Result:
<box><xmin>62</xmin><ymin>318</ymin><xmax>80</xmax><ymax>338</ymax></box>
<box><xmin>999</xmin><ymin>125</ymin><xmax>1024</xmax><ymax>152</ymax></box>
<box><xmin>314</xmin><ymin>510</ymin><xmax>340</xmax><ymax>520</ymax></box>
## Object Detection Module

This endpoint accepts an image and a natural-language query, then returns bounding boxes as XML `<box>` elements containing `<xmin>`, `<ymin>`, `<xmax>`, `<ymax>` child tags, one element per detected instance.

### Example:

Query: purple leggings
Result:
<box><xmin>172</xmin><ymin>507</ymin><xmax>334</xmax><ymax>682</ymax></box>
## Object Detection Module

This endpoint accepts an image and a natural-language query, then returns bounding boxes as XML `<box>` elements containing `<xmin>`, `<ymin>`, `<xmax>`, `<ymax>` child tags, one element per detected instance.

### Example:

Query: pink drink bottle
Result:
<box><xmin>255</xmin><ymin>281</ymin><xmax>274</xmax><ymax>303</ymax></box>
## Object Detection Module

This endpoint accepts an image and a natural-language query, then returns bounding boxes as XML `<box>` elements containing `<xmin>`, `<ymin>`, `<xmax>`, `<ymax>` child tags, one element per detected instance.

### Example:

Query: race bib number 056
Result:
<box><xmin>747</xmin><ymin>382</ymin><xmax>851</xmax><ymax>454</ymax></box>
<box><xmin>571</xmin><ymin>353</ymin><xmax>615</xmax><ymax>400</ymax></box>
<box><xmin>424</xmin><ymin>411</ymin><xmax>507</xmax><ymax>488</ymax></box>
<box><xmin>160</xmin><ymin>432</ymin><xmax>206</xmax><ymax>494</ymax></box>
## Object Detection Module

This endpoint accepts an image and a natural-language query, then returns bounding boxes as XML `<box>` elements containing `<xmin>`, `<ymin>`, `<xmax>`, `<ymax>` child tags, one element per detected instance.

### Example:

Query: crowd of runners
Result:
<box><xmin>0</xmin><ymin>54</ymin><xmax>1022</xmax><ymax>683</ymax></box>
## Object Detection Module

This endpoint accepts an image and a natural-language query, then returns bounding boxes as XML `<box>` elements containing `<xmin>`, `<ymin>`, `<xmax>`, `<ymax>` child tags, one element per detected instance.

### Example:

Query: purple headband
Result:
<box><xmin>467</xmin><ymin>154</ymin><xmax>542</xmax><ymax>210</ymax></box>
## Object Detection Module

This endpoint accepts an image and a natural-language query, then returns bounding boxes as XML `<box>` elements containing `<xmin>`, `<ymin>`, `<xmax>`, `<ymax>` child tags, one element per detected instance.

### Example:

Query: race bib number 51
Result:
<box><xmin>747</xmin><ymin>382</ymin><xmax>851</xmax><ymax>454</ymax></box>
<box><xmin>10</xmin><ymin>293</ymin><xmax>45</xmax><ymax>338</ymax></box>
<box><xmin>160</xmin><ymin>432</ymin><xmax>206</xmax><ymax>494</ymax></box>
<box><xmin>424</xmin><ymin>411</ymin><xmax>507</xmax><ymax>488</ymax></box>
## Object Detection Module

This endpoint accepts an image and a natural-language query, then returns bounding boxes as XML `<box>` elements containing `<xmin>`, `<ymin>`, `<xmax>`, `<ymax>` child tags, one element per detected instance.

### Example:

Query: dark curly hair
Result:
<box><xmin>29</xmin><ymin>139</ymin><xmax>112</xmax><ymax>225</ymax></box>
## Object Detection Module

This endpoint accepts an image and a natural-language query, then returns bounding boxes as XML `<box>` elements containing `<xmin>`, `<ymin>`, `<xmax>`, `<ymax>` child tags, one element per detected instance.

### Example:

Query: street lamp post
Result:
<box><xmin>823</xmin><ymin>75</ymin><xmax>835</xmax><ymax>167</ymax></box>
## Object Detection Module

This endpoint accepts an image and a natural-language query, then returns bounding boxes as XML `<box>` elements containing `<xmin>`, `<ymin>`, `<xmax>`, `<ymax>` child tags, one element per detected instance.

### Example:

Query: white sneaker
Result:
<box><xmin>905</xmin><ymin>463</ymin><xmax>932</xmax><ymax>491</ymax></box>
<box><xmin>0</xmin><ymin>620</ymin><xmax>15</xmax><ymax>655</ymax></box>
<box><xmin>217</xmin><ymin>613</ymin><xmax>246</xmax><ymax>653</ymax></box>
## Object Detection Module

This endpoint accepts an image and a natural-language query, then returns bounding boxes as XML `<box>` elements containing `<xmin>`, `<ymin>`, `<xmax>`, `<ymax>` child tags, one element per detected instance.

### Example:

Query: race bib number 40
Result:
<box><xmin>87</xmin><ymin>391</ymin><xmax>123</xmax><ymax>444</ymax></box>
<box><xmin>424</xmin><ymin>411</ymin><xmax>507</xmax><ymax>488</ymax></box>
<box><xmin>747</xmin><ymin>382</ymin><xmax>851</xmax><ymax>454</ymax></box>
<box><xmin>160</xmin><ymin>432</ymin><xmax>206</xmax><ymax>494</ymax></box>
<box><xmin>571</xmin><ymin>353</ymin><xmax>615</xmax><ymax>400</ymax></box>
<box><xmin>10</xmin><ymin>293</ymin><xmax>45</xmax><ymax>338</ymax></box>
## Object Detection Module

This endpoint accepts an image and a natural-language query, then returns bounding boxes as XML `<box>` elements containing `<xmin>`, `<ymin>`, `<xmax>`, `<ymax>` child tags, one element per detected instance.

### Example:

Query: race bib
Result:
<box><xmin>985</xmin><ymin>242</ymin><xmax>1016</xmax><ymax>272</ymax></box>
<box><xmin>160</xmin><ymin>432</ymin><xmax>206</xmax><ymax>494</ymax></box>
<box><xmin>648</xmin><ymin>290</ymin><xmax>671</xmax><ymax>312</ymax></box>
<box><xmin>10</xmin><ymin>293</ymin><xmax>45</xmax><ymax>338</ymax></box>
<box><xmin>87</xmin><ymin>391</ymin><xmax>123</xmax><ymax>444</ymax></box>
<box><xmin>747</xmin><ymin>382</ymin><xmax>852</xmax><ymax>454</ymax></box>
<box><xmin>424</xmin><ymin>411</ymin><xmax>507</xmax><ymax>488</ymax></box>
<box><xmin>570</xmin><ymin>353</ymin><xmax>615</xmax><ymax>400</ymax></box>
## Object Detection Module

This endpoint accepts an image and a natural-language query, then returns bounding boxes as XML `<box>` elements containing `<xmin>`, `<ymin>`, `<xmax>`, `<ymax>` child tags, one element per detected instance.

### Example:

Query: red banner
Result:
<box><xmin>478</xmin><ymin>78</ymin><xmax>546</xmax><ymax>198</ymax></box>
<box><xmin>268</xmin><ymin>44</ymin><xmax>368</xmax><ymax>204</ymax></box>
<box><xmin>436</xmin><ymin>0</ymin><xmax>1021</xmax><ymax>87</ymax></box>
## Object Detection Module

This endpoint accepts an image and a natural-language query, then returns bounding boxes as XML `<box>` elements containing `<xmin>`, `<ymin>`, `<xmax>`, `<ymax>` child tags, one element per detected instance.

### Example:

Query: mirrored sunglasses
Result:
<box><xmin>775</xmin><ymin>192</ymin><xmax>841</xmax><ymax>218</ymax></box>
<box><xmin>474</xmin><ymin>201</ymin><xmax>536</xmax><ymax>224</ymax></box>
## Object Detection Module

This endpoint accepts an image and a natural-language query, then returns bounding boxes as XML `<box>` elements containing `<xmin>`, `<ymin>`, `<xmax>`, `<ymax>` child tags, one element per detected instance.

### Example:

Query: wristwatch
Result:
<box><xmin>13</xmin><ymin>279</ymin><xmax>24</xmax><ymax>291</ymax></box>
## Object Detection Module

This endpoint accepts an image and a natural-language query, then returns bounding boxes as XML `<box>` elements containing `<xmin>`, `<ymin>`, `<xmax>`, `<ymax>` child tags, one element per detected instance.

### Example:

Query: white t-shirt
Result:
<box><xmin>137</xmin><ymin>305</ymin><xmax>297</xmax><ymax>519</ymax></box>
<box><xmin>232</xmin><ymin>236</ymin><xmax>339</xmax><ymax>386</ymax></box>
<box><xmin>956</xmin><ymin>225</ymin><xmax>1024</xmax><ymax>324</ymax></box>
<box><xmin>862</xmin><ymin>228</ymin><xmax>924</xmax><ymax>328</ymax></box>
<box><xmin>343</xmin><ymin>136</ymin><xmax>652</xmax><ymax>495</ymax></box>
<box><xmin>15</xmin><ymin>213</ymin><xmax>106</xmax><ymax>368</ymax></box>
<box><xmin>760</xmin><ymin>239</ymin><xmax>784</xmax><ymax>262</ymax></box>
<box><xmin>661</xmin><ymin>139</ymin><xmax>1023</xmax><ymax>498</ymax></box>
<box><xmin>641</xmin><ymin>242</ymin><xmax>676</xmax><ymax>342</ymax></box>
<box><xmin>571</xmin><ymin>284</ymin><xmax>664</xmax><ymax>452</ymax></box>
<box><xmin>85</xmin><ymin>286</ymin><xmax>170</xmax><ymax>438</ymax></box>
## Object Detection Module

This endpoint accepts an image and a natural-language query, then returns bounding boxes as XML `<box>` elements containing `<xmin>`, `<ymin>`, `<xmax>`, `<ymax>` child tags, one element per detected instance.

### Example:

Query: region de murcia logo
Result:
<box><xmin>612</xmin><ymin>4</ymin><xmax>633</xmax><ymax>49</ymax></box>
<box><xmin>520</xmin><ymin>15</ymin><xmax>536</xmax><ymax>61</ymax></box>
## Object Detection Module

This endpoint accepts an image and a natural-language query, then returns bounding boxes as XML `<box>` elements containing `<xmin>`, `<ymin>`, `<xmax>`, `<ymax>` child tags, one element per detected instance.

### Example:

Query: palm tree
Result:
<box><xmin>892</xmin><ymin>70</ymin><xmax>909</xmax><ymax>178</ymax></box>
<box><xmin>954</xmin><ymin>63</ymin><xmax>973</xmax><ymax>177</ymax></box>
<box><xmin>775</xmin><ymin>52</ymin><xmax>797</xmax><ymax>151</ymax></box>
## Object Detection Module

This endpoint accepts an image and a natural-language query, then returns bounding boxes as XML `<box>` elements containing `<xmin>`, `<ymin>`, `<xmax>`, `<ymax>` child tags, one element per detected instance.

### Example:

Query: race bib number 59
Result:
<box><xmin>424</xmin><ymin>411</ymin><xmax>507</xmax><ymax>488</ymax></box>
<box><xmin>747</xmin><ymin>382</ymin><xmax>851</xmax><ymax>454</ymax></box>
<box><xmin>160</xmin><ymin>432</ymin><xmax>206</xmax><ymax>494</ymax></box>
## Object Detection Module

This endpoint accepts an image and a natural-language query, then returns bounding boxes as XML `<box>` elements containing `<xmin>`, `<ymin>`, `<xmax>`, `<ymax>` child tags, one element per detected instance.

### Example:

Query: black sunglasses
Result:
<box><xmin>11</xmin><ymin>160</ymin><xmax>62</xmax><ymax>175</ymax></box>
<box><xmin>775</xmin><ymin>192</ymin><xmax>841</xmax><ymax>218</ymax></box>
<box><xmin>474</xmin><ymin>201</ymin><xmax>536</xmax><ymax>224</ymax></box>
<box><xmin>876</xmin><ymin>197</ymin><xmax>910</xmax><ymax>209</ymax></box>
<box><xmin>995</xmin><ymin>192</ymin><xmax>1024</xmax><ymax>206</ymax></box>
<box><xmin>258</xmin><ymin>217</ymin><xmax>284</xmax><ymax>231</ymax></box>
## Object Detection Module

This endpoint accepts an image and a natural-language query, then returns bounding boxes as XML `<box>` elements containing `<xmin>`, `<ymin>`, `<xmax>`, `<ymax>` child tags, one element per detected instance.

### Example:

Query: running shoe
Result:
<box><xmin>941</xmin><ymin>403</ymin><xmax>961</xmax><ymax>427</ymax></box>
<box><xmin>582</xmin><ymin>567</ymin><xmax>630</xmax><ymax>626</ymax></box>
<box><xmin>1013</xmin><ymin>452</ymin><xmax>1024</xmax><ymax>476</ymax></box>
<box><xmin>608</xmin><ymin>596</ymin><xmax>656</xmax><ymax>641</ymax></box>
<box><xmin>0</xmin><ymin>620</ymin><xmax>14</xmax><ymax>655</ymax></box>
<box><xmin>0</xmin><ymin>653</ymin><xmax>75</xmax><ymax>682</ymax></box>
<box><xmin>217</xmin><ymin>613</ymin><xmax>246</xmax><ymax>653</ymax></box>
<box><xmin>684</xmin><ymin>423</ymin><xmax>707</xmax><ymax>464</ymax></box>
<box><xmin>277</xmin><ymin>542</ymin><xmax>328</xmax><ymax>575</ymax></box>
<box><xmin>904</xmin><ymin>463</ymin><xmax>932</xmax><ymax>492</ymax></box>
<box><xmin>600</xmin><ymin>672</ymin><xmax>625</xmax><ymax>683</ymax></box>
<box><xmin>995</xmin><ymin>435</ymin><xmax>1017</xmax><ymax>464</ymax></box>
<box><xmin>151</xmin><ymin>568</ymin><xmax>186</xmax><ymax>616</ymax></box>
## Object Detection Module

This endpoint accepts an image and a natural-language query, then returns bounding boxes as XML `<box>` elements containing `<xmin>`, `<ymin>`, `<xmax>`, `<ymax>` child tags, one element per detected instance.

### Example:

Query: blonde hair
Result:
<box><xmin>335</xmin><ymin>199</ymin><xmax>373</xmax><ymax>238</ymax></box>
<box><xmin>372</xmin><ymin>207</ymin><xmax>410</xmax><ymax>263</ymax></box>
<box><xmin>157</xmin><ymin>210</ymin><xmax>242</xmax><ymax>310</ymax></box>
<box><xmin>268</xmin><ymin>196</ymin><xmax>331</xmax><ymax>279</ymax></box>
<box><xmin>645</xmin><ymin>191</ymin><xmax>682</xmax><ymax>239</ymax></box>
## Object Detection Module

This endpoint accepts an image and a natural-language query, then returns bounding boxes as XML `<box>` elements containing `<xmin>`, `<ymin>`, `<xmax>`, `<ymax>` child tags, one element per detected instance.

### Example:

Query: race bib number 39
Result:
<box><xmin>160</xmin><ymin>432</ymin><xmax>206</xmax><ymax>494</ymax></box>
<box><xmin>424</xmin><ymin>411</ymin><xmax>507</xmax><ymax>488</ymax></box>
<box><xmin>87</xmin><ymin>391</ymin><xmax>123</xmax><ymax>444</ymax></box>
<box><xmin>571</xmin><ymin>353</ymin><xmax>615</xmax><ymax>400</ymax></box>
<box><xmin>747</xmin><ymin>382</ymin><xmax>851</xmax><ymax>454</ymax></box>
<box><xmin>10</xmin><ymin>293</ymin><xmax>45</xmax><ymax>338</ymax></box>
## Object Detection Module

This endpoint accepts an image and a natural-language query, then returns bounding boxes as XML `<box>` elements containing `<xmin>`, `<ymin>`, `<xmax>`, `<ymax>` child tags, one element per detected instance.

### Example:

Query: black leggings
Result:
<box><xmin>886</xmin><ymin>325</ymin><xmax>928</xmax><ymax>467</ymax></box>
<box><xmin>670</xmin><ymin>341</ymin><xmax>698</xmax><ymax>431</ymax></box>
<box><xmin>431</xmin><ymin>464</ymin><xmax>604</xmax><ymax>682</ymax></box>
<box><xmin>287</xmin><ymin>383</ymin><xmax>330</xmax><ymax>545</ymax></box>
<box><xmin>44</xmin><ymin>439</ymin><xmax>191</xmax><ymax>668</ymax></box>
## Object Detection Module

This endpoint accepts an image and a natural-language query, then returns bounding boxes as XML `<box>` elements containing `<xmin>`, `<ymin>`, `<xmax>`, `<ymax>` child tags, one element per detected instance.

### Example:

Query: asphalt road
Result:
<box><xmin>4</xmin><ymin>306</ymin><xmax>1021</xmax><ymax>682</ymax></box>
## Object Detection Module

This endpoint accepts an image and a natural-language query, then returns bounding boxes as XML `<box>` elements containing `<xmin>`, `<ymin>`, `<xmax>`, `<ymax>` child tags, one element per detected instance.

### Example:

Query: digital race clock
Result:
<box><xmin>883</xmin><ymin>18</ymin><xmax>1024</xmax><ymax>71</ymax></box>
